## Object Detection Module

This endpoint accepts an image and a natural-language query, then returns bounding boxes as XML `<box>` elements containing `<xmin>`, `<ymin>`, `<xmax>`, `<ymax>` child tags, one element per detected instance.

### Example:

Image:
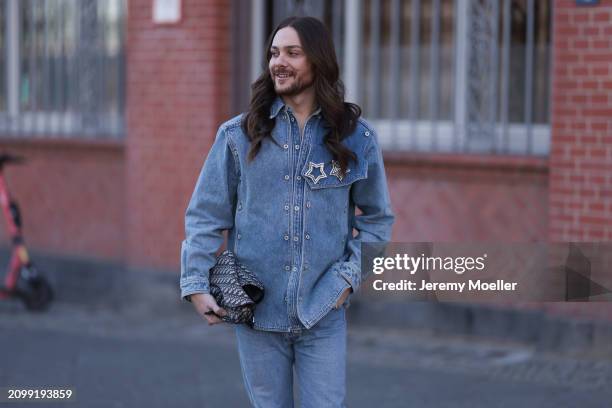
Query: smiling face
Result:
<box><xmin>268</xmin><ymin>27</ymin><xmax>314</xmax><ymax>97</ymax></box>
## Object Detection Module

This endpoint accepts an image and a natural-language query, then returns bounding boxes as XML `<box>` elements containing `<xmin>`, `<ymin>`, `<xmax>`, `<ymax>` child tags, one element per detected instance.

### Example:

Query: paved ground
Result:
<box><xmin>1</xmin><ymin>281</ymin><xmax>612</xmax><ymax>408</ymax></box>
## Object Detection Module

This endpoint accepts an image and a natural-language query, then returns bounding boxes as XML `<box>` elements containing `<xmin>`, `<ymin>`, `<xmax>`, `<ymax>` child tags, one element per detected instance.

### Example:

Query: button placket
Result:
<box><xmin>293</xmin><ymin>124</ymin><xmax>308</xmax><ymax>254</ymax></box>
<box><xmin>292</xmin><ymin>122</ymin><xmax>303</xmax><ymax>258</ymax></box>
<box><xmin>287</xmin><ymin>113</ymin><xmax>319</xmax><ymax>324</ymax></box>
<box><xmin>286</xmin><ymin>114</ymin><xmax>305</xmax><ymax>325</ymax></box>
<box><xmin>283</xmin><ymin>107</ymin><xmax>297</xmax><ymax>285</ymax></box>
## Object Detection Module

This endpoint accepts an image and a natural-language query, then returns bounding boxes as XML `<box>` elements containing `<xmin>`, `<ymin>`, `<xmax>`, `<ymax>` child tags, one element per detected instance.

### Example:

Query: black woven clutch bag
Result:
<box><xmin>209</xmin><ymin>250</ymin><xmax>264</xmax><ymax>326</ymax></box>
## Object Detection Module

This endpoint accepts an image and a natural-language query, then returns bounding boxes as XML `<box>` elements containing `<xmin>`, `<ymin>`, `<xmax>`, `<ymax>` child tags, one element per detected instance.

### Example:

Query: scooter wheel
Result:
<box><xmin>15</xmin><ymin>269</ymin><xmax>54</xmax><ymax>311</ymax></box>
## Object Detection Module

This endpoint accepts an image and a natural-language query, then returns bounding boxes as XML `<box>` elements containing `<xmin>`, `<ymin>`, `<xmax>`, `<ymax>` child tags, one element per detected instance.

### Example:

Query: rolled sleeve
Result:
<box><xmin>180</xmin><ymin>126</ymin><xmax>240</xmax><ymax>302</ymax></box>
<box><xmin>329</xmin><ymin>129</ymin><xmax>395</xmax><ymax>293</ymax></box>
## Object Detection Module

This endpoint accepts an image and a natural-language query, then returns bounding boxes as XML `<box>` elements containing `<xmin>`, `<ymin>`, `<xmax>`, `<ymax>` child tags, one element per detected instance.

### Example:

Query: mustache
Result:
<box><xmin>272</xmin><ymin>69</ymin><xmax>294</xmax><ymax>75</ymax></box>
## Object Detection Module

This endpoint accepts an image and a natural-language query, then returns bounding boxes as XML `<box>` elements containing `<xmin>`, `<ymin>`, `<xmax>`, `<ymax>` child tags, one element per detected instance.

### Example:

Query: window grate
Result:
<box><xmin>0</xmin><ymin>0</ymin><xmax>126</xmax><ymax>139</ymax></box>
<box><xmin>255</xmin><ymin>0</ymin><xmax>553</xmax><ymax>156</ymax></box>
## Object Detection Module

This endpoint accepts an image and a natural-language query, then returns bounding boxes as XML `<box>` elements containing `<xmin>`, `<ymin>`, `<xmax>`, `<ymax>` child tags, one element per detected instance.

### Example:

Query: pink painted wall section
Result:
<box><xmin>385</xmin><ymin>155</ymin><xmax>549</xmax><ymax>242</ymax></box>
<box><xmin>0</xmin><ymin>140</ymin><xmax>125</xmax><ymax>261</ymax></box>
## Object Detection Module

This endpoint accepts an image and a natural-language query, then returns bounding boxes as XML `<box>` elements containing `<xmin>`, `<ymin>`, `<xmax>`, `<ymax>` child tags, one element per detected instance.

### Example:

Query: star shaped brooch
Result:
<box><xmin>304</xmin><ymin>161</ymin><xmax>327</xmax><ymax>184</ymax></box>
<box><xmin>330</xmin><ymin>160</ymin><xmax>350</xmax><ymax>181</ymax></box>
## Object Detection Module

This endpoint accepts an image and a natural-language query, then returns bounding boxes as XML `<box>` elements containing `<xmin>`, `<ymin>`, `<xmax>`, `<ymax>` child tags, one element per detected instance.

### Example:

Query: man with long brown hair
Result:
<box><xmin>180</xmin><ymin>16</ymin><xmax>394</xmax><ymax>407</ymax></box>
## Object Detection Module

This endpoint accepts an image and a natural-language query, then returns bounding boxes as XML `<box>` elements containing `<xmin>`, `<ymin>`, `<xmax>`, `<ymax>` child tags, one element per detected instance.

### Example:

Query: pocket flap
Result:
<box><xmin>301</xmin><ymin>156</ymin><xmax>367</xmax><ymax>190</ymax></box>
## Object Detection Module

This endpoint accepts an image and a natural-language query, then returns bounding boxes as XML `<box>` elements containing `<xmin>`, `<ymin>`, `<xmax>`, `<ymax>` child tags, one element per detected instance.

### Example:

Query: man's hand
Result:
<box><xmin>191</xmin><ymin>293</ymin><xmax>228</xmax><ymax>325</ymax></box>
<box><xmin>334</xmin><ymin>287</ymin><xmax>352</xmax><ymax>309</ymax></box>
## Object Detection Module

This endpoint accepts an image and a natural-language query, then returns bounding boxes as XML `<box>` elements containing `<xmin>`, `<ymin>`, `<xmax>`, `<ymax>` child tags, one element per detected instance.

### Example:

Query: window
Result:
<box><xmin>361</xmin><ymin>0</ymin><xmax>455</xmax><ymax>122</ymax></box>
<box><xmin>249</xmin><ymin>0</ymin><xmax>553</xmax><ymax>155</ymax></box>
<box><xmin>0</xmin><ymin>0</ymin><xmax>126</xmax><ymax>139</ymax></box>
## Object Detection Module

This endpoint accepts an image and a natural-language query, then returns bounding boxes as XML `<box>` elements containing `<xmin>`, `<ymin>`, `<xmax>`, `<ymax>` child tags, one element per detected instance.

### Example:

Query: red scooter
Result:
<box><xmin>0</xmin><ymin>153</ymin><xmax>53</xmax><ymax>311</ymax></box>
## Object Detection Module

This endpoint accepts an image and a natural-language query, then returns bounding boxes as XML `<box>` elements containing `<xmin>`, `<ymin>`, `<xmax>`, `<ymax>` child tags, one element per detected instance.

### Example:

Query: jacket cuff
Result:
<box><xmin>180</xmin><ymin>277</ymin><xmax>210</xmax><ymax>302</ymax></box>
<box><xmin>330</xmin><ymin>261</ymin><xmax>361</xmax><ymax>293</ymax></box>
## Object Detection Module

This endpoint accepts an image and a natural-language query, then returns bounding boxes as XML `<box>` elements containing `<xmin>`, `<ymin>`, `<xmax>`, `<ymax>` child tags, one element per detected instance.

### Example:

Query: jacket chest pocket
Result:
<box><xmin>300</xmin><ymin>147</ymin><xmax>368</xmax><ymax>191</ymax></box>
<box><xmin>300</xmin><ymin>149</ymin><xmax>367</xmax><ymax>257</ymax></box>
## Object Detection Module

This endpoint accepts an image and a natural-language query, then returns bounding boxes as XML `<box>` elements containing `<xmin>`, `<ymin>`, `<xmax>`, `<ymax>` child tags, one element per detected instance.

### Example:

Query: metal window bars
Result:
<box><xmin>0</xmin><ymin>0</ymin><xmax>126</xmax><ymax>139</ymax></box>
<box><xmin>262</xmin><ymin>0</ymin><xmax>552</xmax><ymax>156</ymax></box>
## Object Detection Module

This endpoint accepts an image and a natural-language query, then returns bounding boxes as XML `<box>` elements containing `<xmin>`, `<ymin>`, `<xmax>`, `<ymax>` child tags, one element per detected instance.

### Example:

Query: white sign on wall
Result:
<box><xmin>153</xmin><ymin>0</ymin><xmax>181</xmax><ymax>24</ymax></box>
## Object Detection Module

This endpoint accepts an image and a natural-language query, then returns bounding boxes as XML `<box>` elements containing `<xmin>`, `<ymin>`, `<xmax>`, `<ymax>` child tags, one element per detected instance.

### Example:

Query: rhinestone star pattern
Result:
<box><xmin>304</xmin><ymin>162</ymin><xmax>327</xmax><ymax>184</ymax></box>
<box><xmin>330</xmin><ymin>160</ymin><xmax>350</xmax><ymax>181</ymax></box>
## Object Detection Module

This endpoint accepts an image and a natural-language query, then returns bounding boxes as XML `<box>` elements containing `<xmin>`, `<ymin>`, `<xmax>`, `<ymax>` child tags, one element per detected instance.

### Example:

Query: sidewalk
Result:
<box><xmin>1</xmin><ymin>274</ymin><xmax>612</xmax><ymax>407</ymax></box>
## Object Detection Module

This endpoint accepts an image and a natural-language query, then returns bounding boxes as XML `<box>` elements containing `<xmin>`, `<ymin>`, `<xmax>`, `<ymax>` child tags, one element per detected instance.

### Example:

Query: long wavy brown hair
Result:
<box><xmin>241</xmin><ymin>16</ymin><xmax>361</xmax><ymax>174</ymax></box>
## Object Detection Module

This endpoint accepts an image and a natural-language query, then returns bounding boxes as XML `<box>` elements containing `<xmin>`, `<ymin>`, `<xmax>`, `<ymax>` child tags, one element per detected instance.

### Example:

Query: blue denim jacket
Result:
<box><xmin>180</xmin><ymin>97</ymin><xmax>395</xmax><ymax>331</ymax></box>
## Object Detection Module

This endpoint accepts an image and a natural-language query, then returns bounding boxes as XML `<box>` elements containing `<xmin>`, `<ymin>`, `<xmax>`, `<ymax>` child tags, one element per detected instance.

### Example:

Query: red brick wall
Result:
<box><xmin>125</xmin><ymin>0</ymin><xmax>231</xmax><ymax>270</ymax></box>
<box><xmin>537</xmin><ymin>0</ymin><xmax>612</xmax><ymax>321</ymax></box>
<box><xmin>549</xmin><ymin>1</ymin><xmax>612</xmax><ymax>242</ymax></box>
<box><xmin>385</xmin><ymin>154</ymin><xmax>549</xmax><ymax>242</ymax></box>
<box><xmin>0</xmin><ymin>139</ymin><xmax>124</xmax><ymax>261</ymax></box>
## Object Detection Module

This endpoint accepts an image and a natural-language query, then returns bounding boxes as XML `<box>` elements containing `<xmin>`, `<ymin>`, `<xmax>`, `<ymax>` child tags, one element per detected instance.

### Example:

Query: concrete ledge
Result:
<box><xmin>348</xmin><ymin>300</ymin><xmax>612</xmax><ymax>356</ymax></box>
<box><xmin>3</xmin><ymin>249</ymin><xmax>611</xmax><ymax>356</ymax></box>
<box><xmin>0</xmin><ymin>248</ymin><xmax>126</xmax><ymax>306</ymax></box>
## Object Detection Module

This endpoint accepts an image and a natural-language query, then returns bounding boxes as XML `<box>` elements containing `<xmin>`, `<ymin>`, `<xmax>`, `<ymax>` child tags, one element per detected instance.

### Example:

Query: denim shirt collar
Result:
<box><xmin>269</xmin><ymin>96</ymin><xmax>286</xmax><ymax>119</ymax></box>
<box><xmin>269</xmin><ymin>96</ymin><xmax>322</xmax><ymax>119</ymax></box>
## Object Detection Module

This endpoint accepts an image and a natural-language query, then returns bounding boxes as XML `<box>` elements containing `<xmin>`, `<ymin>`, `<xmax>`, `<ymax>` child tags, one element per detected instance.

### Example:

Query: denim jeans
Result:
<box><xmin>235</xmin><ymin>306</ymin><xmax>347</xmax><ymax>408</ymax></box>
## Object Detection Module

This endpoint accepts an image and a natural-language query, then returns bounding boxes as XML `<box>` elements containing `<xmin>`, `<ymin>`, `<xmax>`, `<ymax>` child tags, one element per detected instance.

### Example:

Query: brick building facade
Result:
<box><xmin>0</xmin><ymin>0</ymin><xmax>609</xmax><ymax>319</ymax></box>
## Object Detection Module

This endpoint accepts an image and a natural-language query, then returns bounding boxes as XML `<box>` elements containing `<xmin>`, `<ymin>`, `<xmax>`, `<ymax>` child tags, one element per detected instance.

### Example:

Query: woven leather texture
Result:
<box><xmin>209</xmin><ymin>250</ymin><xmax>265</xmax><ymax>326</ymax></box>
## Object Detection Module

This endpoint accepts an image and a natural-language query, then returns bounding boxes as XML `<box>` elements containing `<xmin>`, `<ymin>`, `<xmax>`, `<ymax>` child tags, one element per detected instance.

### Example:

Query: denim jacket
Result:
<box><xmin>180</xmin><ymin>97</ymin><xmax>395</xmax><ymax>331</ymax></box>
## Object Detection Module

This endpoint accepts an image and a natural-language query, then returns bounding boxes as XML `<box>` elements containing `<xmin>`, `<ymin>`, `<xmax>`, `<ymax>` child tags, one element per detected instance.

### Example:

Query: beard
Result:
<box><xmin>273</xmin><ymin>74</ymin><xmax>314</xmax><ymax>96</ymax></box>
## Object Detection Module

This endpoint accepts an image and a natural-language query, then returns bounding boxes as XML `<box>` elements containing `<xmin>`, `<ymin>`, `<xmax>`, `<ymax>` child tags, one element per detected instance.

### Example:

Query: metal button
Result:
<box><xmin>294</xmin><ymin>206</ymin><xmax>299</xmax><ymax>211</ymax></box>
<box><xmin>292</xmin><ymin>266</ymin><xmax>298</xmax><ymax>272</ymax></box>
<box><xmin>284</xmin><ymin>174</ymin><xmax>290</xmax><ymax>180</ymax></box>
<box><xmin>295</xmin><ymin>145</ymin><xmax>300</xmax><ymax>150</ymax></box>
<box><xmin>283</xmin><ymin>144</ymin><xmax>289</xmax><ymax>149</ymax></box>
<box><xmin>285</xmin><ymin>265</ymin><xmax>290</xmax><ymax>271</ymax></box>
<box><xmin>296</xmin><ymin>175</ymin><xmax>301</xmax><ymax>181</ymax></box>
<box><xmin>365</xmin><ymin>130</ymin><xmax>370</xmax><ymax>136</ymax></box>
<box><xmin>284</xmin><ymin>235</ymin><xmax>289</xmax><ymax>240</ymax></box>
<box><xmin>284</xmin><ymin>205</ymin><xmax>290</xmax><ymax>211</ymax></box>
<box><xmin>306</xmin><ymin>201</ymin><xmax>311</xmax><ymax>208</ymax></box>
<box><xmin>291</xmin><ymin>117</ymin><xmax>295</xmax><ymax>122</ymax></box>
<box><xmin>305</xmin><ymin>234</ymin><xmax>310</xmax><ymax>240</ymax></box>
<box><xmin>293</xmin><ymin>236</ymin><xmax>299</xmax><ymax>242</ymax></box>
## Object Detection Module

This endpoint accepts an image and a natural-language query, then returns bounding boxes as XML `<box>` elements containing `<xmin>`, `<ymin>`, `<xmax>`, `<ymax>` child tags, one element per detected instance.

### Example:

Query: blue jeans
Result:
<box><xmin>234</xmin><ymin>307</ymin><xmax>347</xmax><ymax>408</ymax></box>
